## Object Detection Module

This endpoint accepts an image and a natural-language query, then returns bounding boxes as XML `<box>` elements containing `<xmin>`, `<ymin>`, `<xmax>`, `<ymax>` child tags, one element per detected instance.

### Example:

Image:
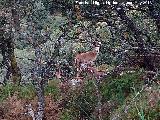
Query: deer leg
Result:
<box><xmin>76</xmin><ymin>65</ymin><xmax>81</xmax><ymax>77</ymax></box>
<box><xmin>76</xmin><ymin>67</ymin><xmax>83</xmax><ymax>77</ymax></box>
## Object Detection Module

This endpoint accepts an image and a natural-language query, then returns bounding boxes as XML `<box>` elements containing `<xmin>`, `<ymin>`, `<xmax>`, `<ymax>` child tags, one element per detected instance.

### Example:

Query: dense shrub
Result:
<box><xmin>100</xmin><ymin>72</ymin><xmax>142</xmax><ymax>104</ymax></box>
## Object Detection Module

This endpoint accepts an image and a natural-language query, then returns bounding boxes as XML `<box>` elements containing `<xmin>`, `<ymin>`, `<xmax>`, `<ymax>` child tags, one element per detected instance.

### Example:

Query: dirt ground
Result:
<box><xmin>0</xmin><ymin>94</ymin><xmax>61</xmax><ymax>120</ymax></box>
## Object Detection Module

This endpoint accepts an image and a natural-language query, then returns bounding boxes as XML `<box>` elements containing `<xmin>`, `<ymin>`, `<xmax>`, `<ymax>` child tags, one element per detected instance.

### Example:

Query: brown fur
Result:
<box><xmin>75</xmin><ymin>49</ymin><xmax>98</xmax><ymax>69</ymax></box>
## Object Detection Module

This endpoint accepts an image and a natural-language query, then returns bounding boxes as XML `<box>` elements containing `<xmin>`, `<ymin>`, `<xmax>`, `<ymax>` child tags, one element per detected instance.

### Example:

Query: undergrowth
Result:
<box><xmin>0</xmin><ymin>72</ymin><xmax>159</xmax><ymax>120</ymax></box>
<box><xmin>0</xmin><ymin>80</ymin><xmax>60</xmax><ymax>102</ymax></box>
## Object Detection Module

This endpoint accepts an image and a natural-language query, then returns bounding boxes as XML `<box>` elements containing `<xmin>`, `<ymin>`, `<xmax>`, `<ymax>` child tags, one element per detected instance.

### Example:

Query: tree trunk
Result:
<box><xmin>0</xmin><ymin>9</ymin><xmax>21</xmax><ymax>85</ymax></box>
<box><xmin>7</xmin><ymin>37</ymin><xmax>21</xmax><ymax>84</ymax></box>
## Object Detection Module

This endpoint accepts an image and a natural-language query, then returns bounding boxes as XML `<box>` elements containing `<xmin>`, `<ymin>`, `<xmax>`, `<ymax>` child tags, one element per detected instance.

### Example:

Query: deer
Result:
<box><xmin>74</xmin><ymin>41</ymin><xmax>101</xmax><ymax>77</ymax></box>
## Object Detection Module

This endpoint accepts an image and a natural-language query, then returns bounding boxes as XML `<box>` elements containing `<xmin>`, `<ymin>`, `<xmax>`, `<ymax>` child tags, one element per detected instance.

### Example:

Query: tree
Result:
<box><xmin>0</xmin><ymin>1</ymin><xmax>21</xmax><ymax>85</ymax></box>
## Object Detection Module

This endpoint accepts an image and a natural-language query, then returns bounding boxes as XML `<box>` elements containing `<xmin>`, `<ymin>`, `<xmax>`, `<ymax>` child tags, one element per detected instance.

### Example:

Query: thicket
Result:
<box><xmin>0</xmin><ymin>0</ymin><xmax>160</xmax><ymax>119</ymax></box>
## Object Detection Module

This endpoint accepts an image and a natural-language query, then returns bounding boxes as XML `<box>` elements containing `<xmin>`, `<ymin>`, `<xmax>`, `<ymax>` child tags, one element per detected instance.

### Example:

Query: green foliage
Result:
<box><xmin>31</xmin><ymin>0</ymin><xmax>49</xmax><ymax>27</ymax></box>
<box><xmin>62</xmin><ymin>80</ymin><xmax>97</xmax><ymax>119</ymax></box>
<box><xmin>110</xmin><ymin>83</ymin><xmax>160</xmax><ymax>120</ymax></box>
<box><xmin>146</xmin><ymin>106</ymin><xmax>160</xmax><ymax>119</ymax></box>
<box><xmin>123</xmin><ymin>101</ymin><xmax>160</xmax><ymax>120</ymax></box>
<box><xmin>127</xmin><ymin>9</ymin><xmax>158</xmax><ymax>44</ymax></box>
<box><xmin>0</xmin><ymin>81</ymin><xmax>60</xmax><ymax>102</ymax></box>
<box><xmin>44</xmin><ymin>80</ymin><xmax>60</xmax><ymax>100</ymax></box>
<box><xmin>41</xmin><ymin>0</ymin><xmax>52</xmax><ymax>11</ymax></box>
<box><xmin>0</xmin><ymin>0</ymin><xmax>11</xmax><ymax>7</ymax></box>
<box><xmin>60</xmin><ymin>110</ymin><xmax>73</xmax><ymax>120</ymax></box>
<box><xmin>101</xmin><ymin>72</ymin><xmax>141</xmax><ymax>104</ymax></box>
<box><xmin>73</xmin><ymin>82</ymin><xmax>97</xmax><ymax>118</ymax></box>
<box><xmin>50</xmin><ymin>16</ymin><xmax>68</xmax><ymax>29</ymax></box>
<box><xmin>0</xmin><ymin>83</ymin><xmax>17</xmax><ymax>102</ymax></box>
<box><xmin>97</xmin><ymin>26</ymin><xmax>111</xmax><ymax>40</ymax></box>
<box><xmin>0</xmin><ymin>83</ymin><xmax>35</xmax><ymax>102</ymax></box>
<box><xmin>18</xmin><ymin>84</ymin><xmax>36</xmax><ymax>100</ymax></box>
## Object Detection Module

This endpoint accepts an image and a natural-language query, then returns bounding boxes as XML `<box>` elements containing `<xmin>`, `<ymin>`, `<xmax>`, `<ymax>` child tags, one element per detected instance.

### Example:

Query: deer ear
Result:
<box><xmin>92</xmin><ymin>41</ymin><xmax>96</xmax><ymax>46</ymax></box>
<box><xmin>98</xmin><ymin>41</ymin><xmax>101</xmax><ymax>46</ymax></box>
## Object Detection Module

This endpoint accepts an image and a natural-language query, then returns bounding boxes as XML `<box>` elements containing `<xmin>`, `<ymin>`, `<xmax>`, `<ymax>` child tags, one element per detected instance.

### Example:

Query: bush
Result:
<box><xmin>0</xmin><ymin>83</ymin><xmax>35</xmax><ymax>102</ymax></box>
<box><xmin>100</xmin><ymin>71</ymin><xmax>142</xmax><ymax>104</ymax></box>
<box><xmin>60</xmin><ymin>80</ymin><xmax>98</xmax><ymax>120</ymax></box>
<box><xmin>44</xmin><ymin>79</ymin><xmax>60</xmax><ymax>100</ymax></box>
<box><xmin>0</xmin><ymin>83</ymin><xmax>17</xmax><ymax>102</ymax></box>
<box><xmin>109</xmin><ymin>82</ymin><xmax>160</xmax><ymax>120</ymax></box>
<box><xmin>18</xmin><ymin>84</ymin><xmax>36</xmax><ymax>100</ymax></box>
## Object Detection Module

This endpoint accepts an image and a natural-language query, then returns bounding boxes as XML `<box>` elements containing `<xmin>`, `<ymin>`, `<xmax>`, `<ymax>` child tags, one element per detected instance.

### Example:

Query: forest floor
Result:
<box><xmin>0</xmin><ymin>94</ymin><xmax>61</xmax><ymax>120</ymax></box>
<box><xmin>0</xmin><ymin>75</ymin><xmax>159</xmax><ymax>120</ymax></box>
